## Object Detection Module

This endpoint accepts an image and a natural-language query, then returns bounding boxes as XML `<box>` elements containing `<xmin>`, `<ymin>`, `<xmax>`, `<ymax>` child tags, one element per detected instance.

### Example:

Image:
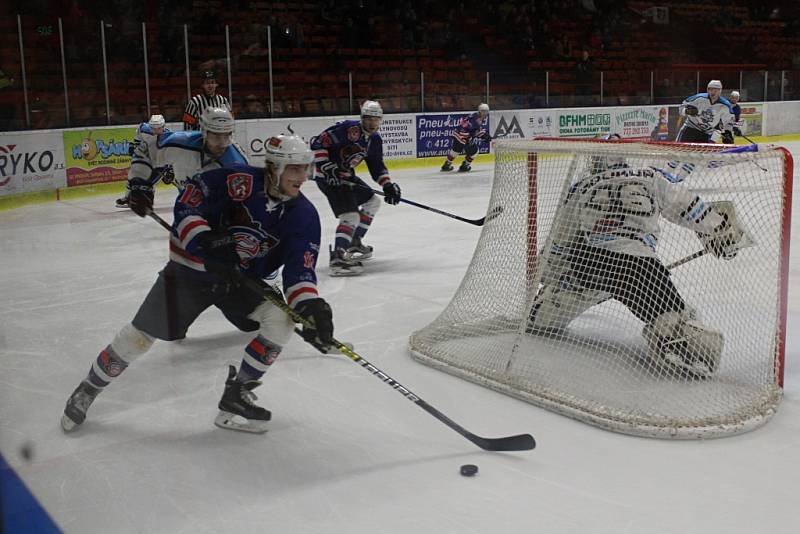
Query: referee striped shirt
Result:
<box><xmin>183</xmin><ymin>93</ymin><xmax>231</xmax><ymax>131</ymax></box>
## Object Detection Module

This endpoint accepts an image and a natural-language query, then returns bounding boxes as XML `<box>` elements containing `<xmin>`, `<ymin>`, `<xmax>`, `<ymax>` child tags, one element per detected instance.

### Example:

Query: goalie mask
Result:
<box><xmin>263</xmin><ymin>133</ymin><xmax>314</xmax><ymax>199</ymax></box>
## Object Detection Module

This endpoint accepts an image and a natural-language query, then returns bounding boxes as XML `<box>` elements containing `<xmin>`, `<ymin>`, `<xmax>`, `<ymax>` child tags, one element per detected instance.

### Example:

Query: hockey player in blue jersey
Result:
<box><xmin>310</xmin><ymin>100</ymin><xmax>403</xmax><ymax>276</ymax></box>
<box><xmin>116</xmin><ymin>114</ymin><xmax>170</xmax><ymax>208</ymax></box>
<box><xmin>123</xmin><ymin>107</ymin><xmax>249</xmax><ymax>217</ymax></box>
<box><xmin>441</xmin><ymin>103</ymin><xmax>491</xmax><ymax>173</ymax></box>
<box><xmin>677</xmin><ymin>80</ymin><xmax>735</xmax><ymax>144</ymax></box>
<box><xmin>61</xmin><ymin>134</ymin><xmax>335</xmax><ymax>434</ymax></box>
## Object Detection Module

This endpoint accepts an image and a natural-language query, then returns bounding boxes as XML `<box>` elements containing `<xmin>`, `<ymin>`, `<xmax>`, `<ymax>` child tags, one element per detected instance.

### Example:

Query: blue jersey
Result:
<box><xmin>310</xmin><ymin>120</ymin><xmax>391</xmax><ymax>186</ymax></box>
<box><xmin>452</xmin><ymin>112</ymin><xmax>490</xmax><ymax>144</ymax></box>
<box><xmin>170</xmin><ymin>163</ymin><xmax>322</xmax><ymax>309</ymax></box>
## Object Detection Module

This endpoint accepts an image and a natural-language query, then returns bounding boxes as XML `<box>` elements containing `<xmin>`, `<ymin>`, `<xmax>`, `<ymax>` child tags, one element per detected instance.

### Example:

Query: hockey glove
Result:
<box><xmin>684</xmin><ymin>104</ymin><xmax>699</xmax><ymax>117</ymax></box>
<box><xmin>197</xmin><ymin>229</ymin><xmax>241</xmax><ymax>284</ymax></box>
<box><xmin>127</xmin><ymin>139</ymin><xmax>141</xmax><ymax>157</ymax></box>
<box><xmin>128</xmin><ymin>178</ymin><xmax>154</xmax><ymax>217</ymax></box>
<box><xmin>733</xmin><ymin>127</ymin><xmax>742</xmax><ymax>137</ymax></box>
<box><xmin>319</xmin><ymin>162</ymin><xmax>350</xmax><ymax>186</ymax></box>
<box><xmin>295</xmin><ymin>298</ymin><xmax>334</xmax><ymax>350</ymax></box>
<box><xmin>382</xmin><ymin>181</ymin><xmax>402</xmax><ymax>205</ymax></box>
<box><xmin>159</xmin><ymin>164</ymin><xmax>175</xmax><ymax>185</ymax></box>
<box><xmin>721</xmin><ymin>130</ymin><xmax>734</xmax><ymax>144</ymax></box>
<box><xmin>700</xmin><ymin>214</ymin><xmax>743</xmax><ymax>260</ymax></box>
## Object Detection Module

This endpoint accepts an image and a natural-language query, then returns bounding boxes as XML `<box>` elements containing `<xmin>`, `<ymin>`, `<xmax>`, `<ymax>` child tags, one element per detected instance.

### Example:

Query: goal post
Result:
<box><xmin>409</xmin><ymin>138</ymin><xmax>793</xmax><ymax>439</ymax></box>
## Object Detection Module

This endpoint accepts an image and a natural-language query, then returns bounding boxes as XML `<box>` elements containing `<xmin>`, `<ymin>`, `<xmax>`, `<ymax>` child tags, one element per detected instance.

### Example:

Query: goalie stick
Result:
<box><xmin>147</xmin><ymin>209</ymin><xmax>535</xmax><ymax>452</ymax></box>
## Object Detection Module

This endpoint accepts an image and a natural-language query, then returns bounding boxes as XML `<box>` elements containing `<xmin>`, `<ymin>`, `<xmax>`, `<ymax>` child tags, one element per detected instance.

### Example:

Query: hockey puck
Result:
<box><xmin>460</xmin><ymin>464</ymin><xmax>478</xmax><ymax>477</ymax></box>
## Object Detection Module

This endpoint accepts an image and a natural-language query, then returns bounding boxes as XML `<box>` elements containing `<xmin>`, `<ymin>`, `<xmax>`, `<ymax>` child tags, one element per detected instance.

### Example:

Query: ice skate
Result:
<box><xmin>441</xmin><ymin>160</ymin><xmax>454</xmax><ymax>172</ymax></box>
<box><xmin>329</xmin><ymin>247</ymin><xmax>363</xmax><ymax>276</ymax></box>
<box><xmin>214</xmin><ymin>365</ymin><xmax>271</xmax><ymax>434</ymax></box>
<box><xmin>61</xmin><ymin>381</ymin><xmax>102</xmax><ymax>432</ymax></box>
<box><xmin>115</xmin><ymin>195</ymin><xmax>129</xmax><ymax>208</ymax></box>
<box><xmin>458</xmin><ymin>161</ymin><xmax>472</xmax><ymax>172</ymax></box>
<box><xmin>346</xmin><ymin>236</ymin><xmax>373</xmax><ymax>261</ymax></box>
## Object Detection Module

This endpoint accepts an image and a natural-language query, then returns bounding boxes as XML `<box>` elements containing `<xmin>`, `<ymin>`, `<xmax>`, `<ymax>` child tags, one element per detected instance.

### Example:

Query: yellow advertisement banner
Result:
<box><xmin>63</xmin><ymin>127</ymin><xmax>135</xmax><ymax>186</ymax></box>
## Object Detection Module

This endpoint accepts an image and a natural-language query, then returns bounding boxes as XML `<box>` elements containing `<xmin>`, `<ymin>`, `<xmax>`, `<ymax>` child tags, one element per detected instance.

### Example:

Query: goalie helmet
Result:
<box><xmin>264</xmin><ymin>133</ymin><xmax>314</xmax><ymax>182</ymax></box>
<box><xmin>148</xmin><ymin>114</ymin><xmax>166</xmax><ymax>129</ymax></box>
<box><xmin>360</xmin><ymin>100</ymin><xmax>383</xmax><ymax>118</ymax></box>
<box><xmin>200</xmin><ymin>107</ymin><xmax>235</xmax><ymax>136</ymax></box>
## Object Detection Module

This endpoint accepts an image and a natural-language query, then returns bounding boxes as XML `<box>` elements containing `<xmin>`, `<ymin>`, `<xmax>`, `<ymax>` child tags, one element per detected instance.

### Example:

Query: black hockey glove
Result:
<box><xmin>733</xmin><ymin>127</ymin><xmax>742</xmax><ymax>137</ymax></box>
<box><xmin>684</xmin><ymin>104</ymin><xmax>699</xmax><ymax>116</ymax></box>
<box><xmin>159</xmin><ymin>164</ymin><xmax>175</xmax><ymax>185</ymax></box>
<box><xmin>197</xmin><ymin>229</ymin><xmax>241</xmax><ymax>284</ymax></box>
<box><xmin>382</xmin><ymin>181</ymin><xmax>402</xmax><ymax>205</ymax></box>
<box><xmin>319</xmin><ymin>162</ymin><xmax>350</xmax><ymax>186</ymax></box>
<box><xmin>128</xmin><ymin>178</ymin><xmax>154</xmax><ymax>217</ymax></box>
<box><xmin>721</xmin><ymin>130</ymin><xmax>734</xmax><ymax>144</ymax></box>
<box><xmin>127</xmin><ymin>139</ymin><xmax>141</xmax><ymax>157</ymax></box>
<box><xmin>295</xmin><ymin>298</ymin><xmax>334</xmax><ymax>350</ymax></box>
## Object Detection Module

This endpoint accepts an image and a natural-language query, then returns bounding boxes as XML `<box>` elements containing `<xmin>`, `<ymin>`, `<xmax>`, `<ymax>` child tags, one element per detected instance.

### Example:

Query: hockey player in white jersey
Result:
<box><xmin>677</xmin><ymin>80</ymin><xmax>735</xmax><ymax>144</ymax></box>
<box><xmin>527</xmin><ymin>146</ymin><xmax>746</xmax><ymax>378</ymax></box>
<box><xmin>123</xmin><ymin>107</ymin><xmax>249</xmax><ymax>217</ymax></box>
<box><xmin>116</xmin><ymin>114</ymin><xmax>169</xmax><ymax>208</ymax></box>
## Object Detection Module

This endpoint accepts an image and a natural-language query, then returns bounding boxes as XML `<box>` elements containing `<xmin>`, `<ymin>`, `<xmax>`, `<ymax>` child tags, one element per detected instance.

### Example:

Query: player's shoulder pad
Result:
<box><xmin>717</xmin><ymin>97</ymin><xmax>734</xmax><ymax>112</ymax></box>
<box><xmin>684</xmin><ymin>93</ymin><xmax>707</xmax><ymax>103</ymax></box>
<box><xmin>158</xmin><ymin>131</ymin><xmax>203</xmax><ymax>150</ymax></box>
<box><xmin>220</xmin><ymin>142</ymin><xmax>249</xmax><ymax>165</ymax></box>
<box><xmin>138</xmin><ymin>122</ymin><xmax>153</xmax><ymax>135</ymax></box>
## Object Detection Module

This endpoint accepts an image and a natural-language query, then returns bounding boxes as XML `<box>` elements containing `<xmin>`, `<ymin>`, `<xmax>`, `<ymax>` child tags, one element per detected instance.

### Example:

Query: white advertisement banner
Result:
<box><xmin>611</xmin><ymin>106</ymin><xmax>663</xmax><ymax>140</ymax></box>
<box><xmin>0</xmin><ymin>131</ymin><xmax>66</xmax><ymax>197</ymax></box>
<box><xmin>379</xmin><ymin>115</ymin><xmax>416</xmax><ymax>159</ymax></box>
<box><xmin>491</xmin><ymin>110</ymin><xmax>557</xmax><ymax>139</ymax></box>
<box><xmin>239</xmin><ymin>116</ymin><xmax>350</xmax><ymax>159</ymax></box>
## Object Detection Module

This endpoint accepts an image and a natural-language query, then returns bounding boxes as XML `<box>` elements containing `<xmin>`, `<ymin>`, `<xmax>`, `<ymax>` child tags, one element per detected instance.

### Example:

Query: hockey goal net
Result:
<box><xmin>409</xmin><ymin>138</ymin><xmax>793</xmax><ymax>439</ymax></box>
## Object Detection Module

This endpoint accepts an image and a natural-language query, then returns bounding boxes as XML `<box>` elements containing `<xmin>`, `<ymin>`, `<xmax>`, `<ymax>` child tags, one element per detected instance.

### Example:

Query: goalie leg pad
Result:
<box><xmin>642</xmin><ymin>311</ymin><xmax>723</xmax><ymax>379</ymax></box>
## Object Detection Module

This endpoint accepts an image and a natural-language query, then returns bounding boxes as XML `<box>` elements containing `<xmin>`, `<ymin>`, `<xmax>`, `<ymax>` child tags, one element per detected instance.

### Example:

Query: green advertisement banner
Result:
<box><xmin>63</xmin><ymin>127</ymin><xmax>135</xmax><ymax>187</ymax></box>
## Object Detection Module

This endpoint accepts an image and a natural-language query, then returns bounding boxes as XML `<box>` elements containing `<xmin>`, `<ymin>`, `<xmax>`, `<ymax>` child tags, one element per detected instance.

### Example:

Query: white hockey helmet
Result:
<box><xmin>148</xmin><ymin>114</ymin><xmax>166</xmax><ymax>129</ymax></box>
<box><xmin>200</xmin><ymin>107</ymin><xmax>235</xmax><ymax>135</ymax></box>
<box><xmin>707</xmin><ymin>79</ymin><xmax>723</xmax><ymax>90</ymax></box>
<box><xmin>478</xmin><ymin>103</ymin><xmax>490</xmax><ymax>113</ymax></box>
<box><xmin>264</xmin><ymin>133</ymin><xmax>314</xmax><ymax>178</ymax></box>
<box><xmin>730</xmin><ymin>90</ymin><xmax>740</xmax><ymax>99</ymax></box>
<box><xmin>360</xmin><ymin>100</ymin><xmax>383</xmax><ymax>118</ymax></box>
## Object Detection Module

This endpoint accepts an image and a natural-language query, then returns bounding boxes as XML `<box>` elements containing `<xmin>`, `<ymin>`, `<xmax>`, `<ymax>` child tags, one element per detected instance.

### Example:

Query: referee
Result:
<box><xmin>183</xmin><ymin>71</ymin><xmax>231</xmax><ymax>131</ymax></box>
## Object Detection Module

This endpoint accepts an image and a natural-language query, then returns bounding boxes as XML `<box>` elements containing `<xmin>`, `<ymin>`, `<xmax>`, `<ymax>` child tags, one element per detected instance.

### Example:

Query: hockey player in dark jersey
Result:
<box><xmin>122</xmin><ymin>107</ymin><xmax>249</xmax><ymax>217</ymax></box>
<box><xmin>441</xmin><ymin>103</ymin><xmax>491</xmax><ymax>172</ymax></box>
<box><xmin>61</xmin><ymin>134</ymin><xmax>334</xmax><ymax>434</ymax></box>
<box><xmin>310</xmin><ymin>100</ymin><xmax>403</xmax><ymax>276</ymax></box>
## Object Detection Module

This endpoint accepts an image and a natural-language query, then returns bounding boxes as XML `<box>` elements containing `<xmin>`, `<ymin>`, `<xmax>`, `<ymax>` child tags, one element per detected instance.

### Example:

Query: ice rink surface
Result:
<box><xmin>2</xmin><ymin>143</ymin><xmax>800</xmax><ymax>534</ymax></box>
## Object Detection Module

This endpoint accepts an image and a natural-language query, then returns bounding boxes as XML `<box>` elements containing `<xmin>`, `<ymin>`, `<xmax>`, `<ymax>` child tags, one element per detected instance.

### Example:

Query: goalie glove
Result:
<box><xmin>698</xmin><ymin>208</ymin><xmax>744</xmax><ymax>260</ymax></box>
<box><xmin>683</xmin><ymin>104</ymin><xmax>699</xmax><ymax>117</ymax></box>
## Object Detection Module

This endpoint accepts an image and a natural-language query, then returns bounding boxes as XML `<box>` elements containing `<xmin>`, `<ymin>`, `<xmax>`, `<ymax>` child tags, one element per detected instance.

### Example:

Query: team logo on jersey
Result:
<box><xmin>178</xmin><ymin>184</ymin><xmax>204</xmax><ymax>207</ymax></box>
<box><xmin>347</xmin><ymin>125</ymin><xmax>361</xmax><ymax>142</ymax></box>
<box><xmin>226</xmin><ymin>172</ymin><xmax>253</xmax><ymax>201</ymax></box>
<box><xmin>317</xmin><ymin>132</ymin><xmax>333</xmax><ymax>147</ymax></box>
<box><xmin>340</xmin><ymin>144</ymin><xmax>365</xmax><ymax>168</ymax></box>
<box><xmin>303</xmin><ymin>250</ymin><xmax>315</xmax><ymax>269</ymax></box>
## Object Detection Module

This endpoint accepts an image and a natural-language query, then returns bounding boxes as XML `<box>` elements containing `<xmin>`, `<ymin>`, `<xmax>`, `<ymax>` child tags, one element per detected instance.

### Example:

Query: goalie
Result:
<box><xmin>526</xmin><ymin>149</ymin><xmax>746</xmax><ymax>379</ymax></box>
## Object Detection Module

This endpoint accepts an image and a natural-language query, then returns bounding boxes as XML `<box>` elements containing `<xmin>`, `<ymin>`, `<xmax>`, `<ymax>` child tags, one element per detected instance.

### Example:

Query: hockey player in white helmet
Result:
<box><xmin>527</xmin><ymin>138</ymin><xmax>748</xmax><ymax>379</ymax></box>
<box><xmin>310</xmin><ymin>99</ymin><xmax>403</xmax><ymax>276</ymax></box>
<box><xmin>62</xmin><ymin>132</ymin><xmax>335</xmax><ymax>434</ymax></box>
<box><xmin>124</xmin><ymin>106</ymin><xmax>248</xmax><ymax>218</ymax></box>
<box><xmin>677</xmin><ymin>80</ymin><xmax>735</xmax><ymax>144</ymax></box>
<box><xmin>441</xmin><ymin>103</ymin><xmax>491</xmax><ymax>172</ymax></box>
<box><xmin>116</xmin><ymin>114</ymin><xmax>170</xmax><ymax>208</ymax></box>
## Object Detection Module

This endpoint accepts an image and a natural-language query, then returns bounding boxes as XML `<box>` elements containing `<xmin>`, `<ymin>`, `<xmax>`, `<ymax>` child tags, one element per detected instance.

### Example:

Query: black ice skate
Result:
<box><xmin>115</xmin><ymin>196</ymin><xmax>129</xmax><ymax>208</ymax></box>
<box><xmin>458</xmin><ymin>161</ymin><xmax>472</xmax><ymax>172</ymax></box>
<box><xmin>441</xmin><ymin>160</ymin><xmax>454</xmax><ymax>172</ymax></box>
<box><xmin>214</xmin><ymin>365</ymin><xmax>271</xmax><ymax>434</ymax></box>
<box><xmin>61</xmin><ymin>381</ymin><xmax>102</xmax><ymax>432</ymax></box>
<box><xmin>329</xmin><ymin>246</ymin><xmax>363</xmax><ymax>277</ymax></box>
<box><xmin>346</xmin><ymin>236</ymin><xmax>373</xmax><ymax>261</ymax></box>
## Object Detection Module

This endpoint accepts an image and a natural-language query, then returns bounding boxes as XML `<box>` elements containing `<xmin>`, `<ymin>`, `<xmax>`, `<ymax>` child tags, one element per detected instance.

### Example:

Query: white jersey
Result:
<box><xmin>127</xmin><ymin>123</ymin><xmax>167</xmax><ymax>181</ymax></box>
<box><xmin>680</xmin><ymin>93</ymin><xmax>735</xmax><ymax>135</ymax></box>
<box><xmin>128</xmin><ymin>130</ymin><xmax>248</xmax><ymax>188</ymax></box>
<box><xmin>553</xmin><ymin>163</ymin><xmax>725</xmax><ymax>258</ymax></box>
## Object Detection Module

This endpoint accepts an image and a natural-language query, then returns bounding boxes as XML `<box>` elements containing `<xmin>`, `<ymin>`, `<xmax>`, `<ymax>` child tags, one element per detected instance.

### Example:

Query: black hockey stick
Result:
<box><xmin>147</xmin><ymin>209</ymin><xmax>535</xmax><ymax>451</ymax></box>
<box><xmin>319</xmin><ymin>177</ymin><xmax>503</xmax><ymax>226</ymax></box>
